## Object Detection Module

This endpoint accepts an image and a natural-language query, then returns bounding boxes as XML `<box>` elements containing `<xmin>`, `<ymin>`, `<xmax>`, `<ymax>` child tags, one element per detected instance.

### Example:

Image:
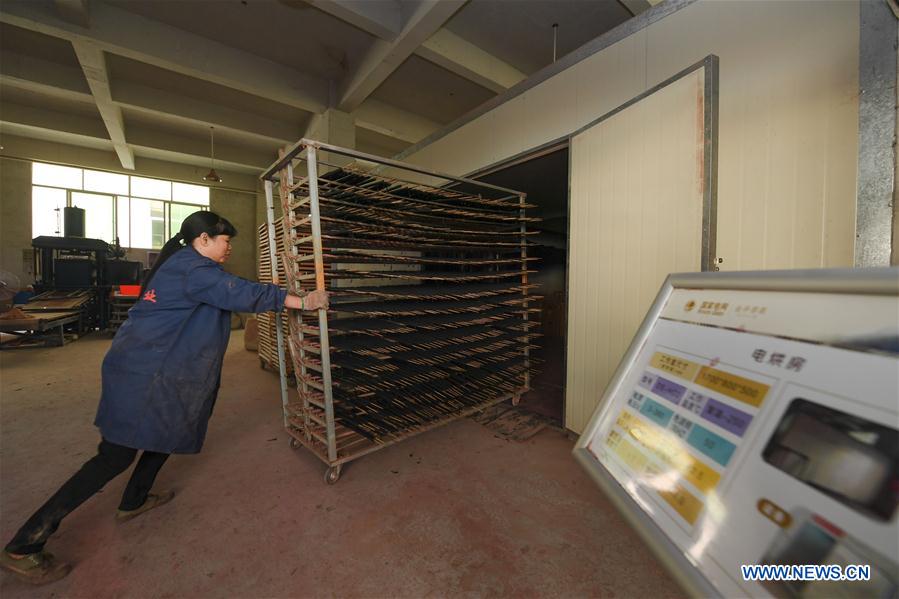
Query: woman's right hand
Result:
<box><xmin>302</xmin><ymin>289</ymin><xmax>329</xmax><ymax>311</ymax></box>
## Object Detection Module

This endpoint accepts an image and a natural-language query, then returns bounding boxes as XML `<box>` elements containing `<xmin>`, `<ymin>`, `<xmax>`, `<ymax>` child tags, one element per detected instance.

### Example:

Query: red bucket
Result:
<box><xmin>117</xmin><ymin>285</ymin><xmax>142</xmax><ymax>298</ymax></box>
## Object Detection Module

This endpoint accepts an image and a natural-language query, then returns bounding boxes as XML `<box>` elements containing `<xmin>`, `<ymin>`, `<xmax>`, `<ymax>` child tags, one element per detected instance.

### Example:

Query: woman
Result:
<box><xmin>1</xmin><ymin>211</ymin><xmax>327</xmax><ymax>585</ymax></box>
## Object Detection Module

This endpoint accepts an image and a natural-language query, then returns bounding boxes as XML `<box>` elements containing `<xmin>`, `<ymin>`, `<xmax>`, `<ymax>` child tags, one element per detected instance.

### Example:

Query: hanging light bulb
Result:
<box><xmin>203</xmin><ymin>126</ymin><xmax>222</xmax><ymax>183</ymax></box>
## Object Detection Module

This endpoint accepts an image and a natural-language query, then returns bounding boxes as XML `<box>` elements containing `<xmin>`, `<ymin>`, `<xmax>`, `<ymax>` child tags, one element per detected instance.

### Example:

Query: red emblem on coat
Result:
<box><xmin>142</xmin><ymin>289</ymin><xmax>157</xmax><ymax>303</ymax></box>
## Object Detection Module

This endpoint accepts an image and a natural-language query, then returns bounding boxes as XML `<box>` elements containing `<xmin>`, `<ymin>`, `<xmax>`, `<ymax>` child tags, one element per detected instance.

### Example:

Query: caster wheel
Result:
<box><xmin>511</xmin><ymin>395</ymin><xmax>521</xmax><ymax>406</ymax></box>
<box><xmin>324</xmin><ymin>465</ymin><xmax>342</xmax><ymax>485</ymax></box>
<box><xmin>289</xmin><ymin>437</ymin><xmax>301</xmax><ymax>450</ymax></box>
<box><xmin>259</xmin><ymin>359</ymin><xmax>266</xmax><ymax>370</ymax></box>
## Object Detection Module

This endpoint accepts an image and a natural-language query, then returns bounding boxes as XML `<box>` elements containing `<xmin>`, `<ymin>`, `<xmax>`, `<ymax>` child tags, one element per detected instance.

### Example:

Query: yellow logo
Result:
<box><xmin>698</xmin><ymin>301</ymin><xmax>729</xmax><ymax>316</ymax></box>
<box><xmin>685</xmin><ymin>300</ymin><xmax>696</xmax><ymax>312</ymax></box>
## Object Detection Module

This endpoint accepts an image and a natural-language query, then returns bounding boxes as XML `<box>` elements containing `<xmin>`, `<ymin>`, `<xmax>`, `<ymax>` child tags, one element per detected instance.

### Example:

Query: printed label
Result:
<box><xmin>695</xmin><ymin>367</ymin><xmax>769</xmax><ymax>408</ymax></box>
<box><xmin>637</xmin><ymin>371</ymin><xmax>658</xmax><ymax>391</ymax></box>
<box><xmin>659</xmin><ymin>484</ymin><xmax>704</xmax><ymax>525</ymax></box>
<box><xmin>669</xmin><ymin>413</ymin><xmax>694</xmax><ymax>440</ymax></box>
<box><xmin>651</xmin><ymin>376</ymin><xmax>688</xmax><ymax>404</ymax></box>
<box><xmin>639</xmin><ymin>397</ymin><xmax>675</xmax><ymax>427</ymax></box>
<box><xmin>650</xmin><ymin>352</ymin><xmax>700</xmax><ymax>381</ymax></box>
<box><xmin>687</xmin><ymin>423</ymin><xmax>737</xmax><ymax>467</ymax></box>
<box><xmin>681</xmin><ymin>390</ymin><xmax>709</xmax><ymax>415</ymax></box>
<box><xmin>679</xmin><ymin>455</ymin><xmax>721</xmax><ymax>494</ymax></box>
<box><xmin>701</xmin><ymin>398</ymin><xmax>753</xmax><ymax>437</ymax></box>
<box><xmin>614</xmin><ymin>412</ymin><xmax>720</xmax><ymax>495</ymax></box>
<box><xmin>616</xmin><ymin>437</ymin><xmax>649</xmax><ymax>472</ymax></box>
<box><xmin>627</xmin><ymin>391</ymin><xmax>646</xmax><ymax>411</ymax></box>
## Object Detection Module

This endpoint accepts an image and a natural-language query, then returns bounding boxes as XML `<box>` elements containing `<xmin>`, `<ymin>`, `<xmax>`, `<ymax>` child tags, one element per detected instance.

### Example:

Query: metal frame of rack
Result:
<box><xmin>260</xmin><ymin>139</ymin><xmax>536</xmax><ymax>484</ymax></box>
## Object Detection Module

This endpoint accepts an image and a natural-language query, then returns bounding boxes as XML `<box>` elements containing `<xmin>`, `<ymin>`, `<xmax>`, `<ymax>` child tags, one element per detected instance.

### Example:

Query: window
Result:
<box><xmin>32</xmin><ymin>186</ymin><xmax>66</xmax><ymax>238</ymax></box>
<box><xmin>116</xmin><ymin>196</ymin><xmax>131</xmax><ymax>248</ymax></box>
<box><xmin>172</xmin><ymin>182</ymin><xmax>209</xmax><ymax>205</ymax></box>
<box><xmin>31</xmin><ymin>162</ymin><xmax>210</xmax><ymax>249</ymax></box>
<box><xmin>131</xmin><ymin>176</ymin><xmax>171</xmax><ymax>201</ymax></box>
<box><xmin>130</xmin><ymin>198</ymin><xmax>167</xmax><ymax>250</ymax></box>
<box><xmin>169</xmin><ymin>203</ymin><xmax>198</xmax><ymax>238</ymax></box>
<box><xmin>71</xmin><ymin>192</ymin><xmax>115</xmax><ymax>243</ymax></box>
<box><xmin>32</xmin><ymin>163</ymin><xmax>82</xmax><ymax>190</ymax></box>
<box><xmin>84</xmin><ymin>169</ymin><xmax>129</xmax><ymax>195</ymax></box>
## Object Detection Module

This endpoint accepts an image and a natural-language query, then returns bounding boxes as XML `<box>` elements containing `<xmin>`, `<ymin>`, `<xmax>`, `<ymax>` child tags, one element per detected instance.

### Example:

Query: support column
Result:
<box><xmin>256</xmin><ymin>109</ymin><xmax>356</xmax><ymax>272</ymax></box>
<box><xmin>304</xmin><ymin>108</ymin><xmax>356</xmax><ymax>171</ymax></box>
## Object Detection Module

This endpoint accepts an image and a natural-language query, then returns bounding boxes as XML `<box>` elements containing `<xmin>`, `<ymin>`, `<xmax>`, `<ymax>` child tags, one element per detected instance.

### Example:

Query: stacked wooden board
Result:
<box><xmin>256</xmin><ymin>220</ymin><xmax>292</xmax><ymax>375</ymax></box>
<box><xmin>273</xmin><ymin>160</ymin><xmax>539</xmax><ymax>470</ymax></box>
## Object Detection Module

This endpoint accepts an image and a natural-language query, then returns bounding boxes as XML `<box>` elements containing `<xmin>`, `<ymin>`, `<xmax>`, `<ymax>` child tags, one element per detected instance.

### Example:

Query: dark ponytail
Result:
<box><xmin>140</xmin><ymin>210</ymin><xmax>238</xmax><ymax>295</ymax></box>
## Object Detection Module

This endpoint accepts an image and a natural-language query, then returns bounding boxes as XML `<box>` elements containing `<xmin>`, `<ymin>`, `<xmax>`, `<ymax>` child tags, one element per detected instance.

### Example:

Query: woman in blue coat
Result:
<box><xmin>1</xmin><ymin>211</ymin><xmax>327</xmax><ymax>585</ymax></box>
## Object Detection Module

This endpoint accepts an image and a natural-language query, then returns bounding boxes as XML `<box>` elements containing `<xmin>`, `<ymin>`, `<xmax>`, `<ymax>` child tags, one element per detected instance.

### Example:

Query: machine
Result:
<box><xmin>26</xmin><ymin>236</ymin><xmax>142</xmax><ymax>336</ymax></box>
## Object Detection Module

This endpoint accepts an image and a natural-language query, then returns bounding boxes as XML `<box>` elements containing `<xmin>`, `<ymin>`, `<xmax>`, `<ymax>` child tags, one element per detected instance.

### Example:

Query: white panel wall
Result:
<box><xmin>403</xmin><ymin>0</ymin><xmax>859</xmax><ymax>272</ymax></box>
<box><xmin>398</xmin><ymin>0</ymin><xmax>859</xmax><ymax>433</ymax></box>
<box><xmin>567</xmin><ymin>70</ymin><xmax>705</xmax><ymax>434</ymax></box>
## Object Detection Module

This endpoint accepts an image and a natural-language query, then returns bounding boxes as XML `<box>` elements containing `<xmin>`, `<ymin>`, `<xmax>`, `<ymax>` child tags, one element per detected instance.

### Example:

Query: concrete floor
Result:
<box><xmin>1</xmin><ymin>332</ymin><xmax>682</xmax><ymax>598</ymax></box>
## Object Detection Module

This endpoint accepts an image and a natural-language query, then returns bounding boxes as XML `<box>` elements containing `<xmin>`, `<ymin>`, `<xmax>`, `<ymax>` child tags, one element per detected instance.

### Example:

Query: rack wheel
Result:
<box><xmin>511</xmin><ymin>394</ymin><xmax>521</xmax><ymax>406</ymax></box>
<box><xmin>324</xmin><ymin>465</ymin><xmax>342</xmax><ymax>485</ymax></box>
<box><xmin>259</xmin><ymin>359</ymin><xmax>266</xmax><ymax>370</ymax></box>
<box><xmin>289</xmin><ymin>437</ymin><xmax>301</xmax><ymax>450</ymax></box>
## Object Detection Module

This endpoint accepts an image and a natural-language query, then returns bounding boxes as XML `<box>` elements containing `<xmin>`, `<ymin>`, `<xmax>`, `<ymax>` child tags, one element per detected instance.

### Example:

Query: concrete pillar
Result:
<box><xmin>209</xmin><ymin>186</ymin><xmax>256</xmax><ymax>281</ymax></box>
<box><xmin>305</xmin><ymin>108</ymin><xmax>356</xmax><ymax>171</ymax></box>
<box><xmin>255</xmin><ymin>109</ymin><xmax>357</xmax><ymax>273</ymax></box>
<box><xmin>0</xmin><ymin>158</ymin><xmax>35</xmax><ymax>285</ymax></box>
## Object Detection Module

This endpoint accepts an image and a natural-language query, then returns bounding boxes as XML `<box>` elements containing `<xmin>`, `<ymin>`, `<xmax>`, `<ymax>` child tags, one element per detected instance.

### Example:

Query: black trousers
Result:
<box><xmin>5</xmin><ymin>439</ymin><xmax>169</xmax><ymax>555</ymax></box>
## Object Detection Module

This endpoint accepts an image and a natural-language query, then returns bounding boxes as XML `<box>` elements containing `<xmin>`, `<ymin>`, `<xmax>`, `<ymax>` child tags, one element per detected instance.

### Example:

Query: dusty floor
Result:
<box><xmin>1</xmin><ymin>332</ymin><xmax>682</xmax><ymax>598</ymax></box>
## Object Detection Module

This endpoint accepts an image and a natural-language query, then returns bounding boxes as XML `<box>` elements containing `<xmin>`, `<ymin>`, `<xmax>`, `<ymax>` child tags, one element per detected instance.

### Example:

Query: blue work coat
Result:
<box><xmin>95</xmin><ymin>246</ymin><xmax>287</xmax><ymax>454</ymax></box>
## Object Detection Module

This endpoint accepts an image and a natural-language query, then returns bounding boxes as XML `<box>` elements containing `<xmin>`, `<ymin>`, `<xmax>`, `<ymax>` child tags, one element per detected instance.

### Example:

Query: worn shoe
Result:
<box><xmin>115</xmin><ymin>490</ymin><xmax>175</xmax><ymax>523</ymax></box>
<box><xmin>0</xmin><ymin>550</ymin><xmax>72</xmax><ymax>585</ymax></box>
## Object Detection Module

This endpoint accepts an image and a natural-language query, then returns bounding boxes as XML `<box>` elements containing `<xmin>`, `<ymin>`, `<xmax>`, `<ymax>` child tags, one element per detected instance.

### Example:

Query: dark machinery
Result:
<box><xmin>30</xmin><ymin>236</ymin><xmax>142</xmax><ymax>333</ymax></box>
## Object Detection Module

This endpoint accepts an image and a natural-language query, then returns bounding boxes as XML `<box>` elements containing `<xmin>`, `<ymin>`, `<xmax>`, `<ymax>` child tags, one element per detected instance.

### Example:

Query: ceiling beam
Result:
<box><xmin>0</xmin><ymin>72</ymin><xmax>93</xmax><ymax>105</ymax></box>
<box><xmin>111</xmin><ymin>81</ymin><xmax>298</xmax><ymax>147</ymax></box>
<box><xmin>0</xmin><ymin>50</ymin><xmax>91</xmax><ymax>98</ymax></box>
<box><xmin>53</xmin><ymin>0</ymin><xmax>90</xmax><ymax>28</ymax></box>
<box><xmin>1</xmin><ymin>2</ymin><xmax>448</xmax><ymax>155</ymax></box>
<box><xmin>127</xmin><ymin>144</ymin><xmax>264</xmax><ymax>175</ymax></box>
<box><xmin>306</xmin><ymin>0</ymin><xmax>401</xmax><ymax>40</ymax></box>
<box><xmin>353</xmin><ymin>98</ymin><xmax>440</xmax><ymax>144</ymax></box>
<box><xmin>0</xmin><ymin>51</ymin><xmax>300</xmax><ymax>147</ymax></box>
<box><xmin>0</xmin><ymin>100</ymin><xmax>107</xmax><ymax>140</ymax></box>
<box><xmin>618</xmin><ymin>0</ymin><xmax>664</xmax><ymax>16</ymax></box>
<box><xmin>414</xmin><ymin>29</ymin><xmax>525</xmax><ymax>94</ymax></box>
<box><xmin>0</xmin><ymin>51</ymin><xmax>437</xmax><ymax>160</ymax></box>
<box><xmin>72</xmin><ymin>40</ymin><xmax>134</xmax><ymax>169</ymax></box>
<box><xmin>126</xmin><ymin>125</ymin><xmax>272</xmax><ymax>169</ymax></box>
<box><xmin>0</xmin><ymin>102</ymin><xmax>268</xmax><ymax>173</ymax></box>
<box><xmin>337</xmin><ymin>0</ymin><xmax>466</xmax><ymax>112</ymax></box>
<box><xmin>0</xmin><ymin>122</ymin><xmax>115</xmax><ymax>153</ymax></box>
<box><xmin>0</xmin><ymin>0</ymin><xmax>329</xmax><ymax>113</ymax></box>
<box><xmin>312</xmin><ymin>0</ymin><xmax>521</xmax><ymax>94</ymax></box>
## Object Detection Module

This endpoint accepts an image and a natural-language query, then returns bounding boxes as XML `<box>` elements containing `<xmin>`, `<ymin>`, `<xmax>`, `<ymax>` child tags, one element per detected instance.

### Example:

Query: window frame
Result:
<box><xmin>31</xmin><ymin>162</ymin><xmax>210</xmax><ymax>250</ymax></box>
<box><xmin>70</xmin><ymin>190</ymin><xmax>116</xmax><ymax>243</ymax></box>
